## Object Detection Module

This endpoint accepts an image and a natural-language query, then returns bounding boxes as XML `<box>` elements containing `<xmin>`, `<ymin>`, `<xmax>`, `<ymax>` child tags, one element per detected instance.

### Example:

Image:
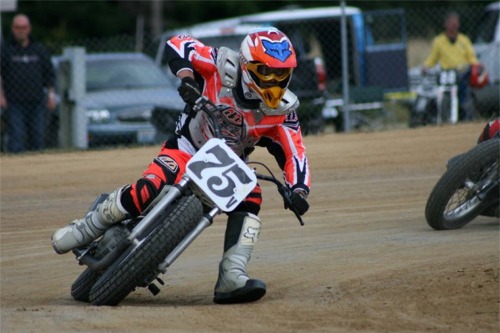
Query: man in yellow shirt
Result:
<box><xmin>423</xmin><ymin>12</ymin><xmax>481</xmax><ymax>121</ymax></box>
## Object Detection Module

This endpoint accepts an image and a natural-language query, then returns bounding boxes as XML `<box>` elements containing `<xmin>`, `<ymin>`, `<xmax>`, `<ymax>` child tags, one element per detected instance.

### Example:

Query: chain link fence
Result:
<box><xmin>1</xmin><ymin>3</ymin><xmax>497</xmax><ymax>153</ymax></box>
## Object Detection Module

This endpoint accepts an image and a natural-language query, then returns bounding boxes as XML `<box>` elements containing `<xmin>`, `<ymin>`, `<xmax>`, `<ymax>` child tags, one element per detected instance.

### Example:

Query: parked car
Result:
<box><xmin>156</xmin><ymin>24</ymin><xmax>328</xmax><ymax>135</ymax></box>
<box><xmin>52</xmin><ymin>52</ymin><xmax>184</xmax><ymax>148</ymax></box>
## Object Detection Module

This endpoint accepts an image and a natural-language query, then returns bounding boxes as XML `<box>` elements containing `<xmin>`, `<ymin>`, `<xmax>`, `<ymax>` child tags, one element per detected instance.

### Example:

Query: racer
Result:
<box><xmin>51</xmin><ymin>27</ymin><xmax>311</xmax><ymax>304</ymax></box>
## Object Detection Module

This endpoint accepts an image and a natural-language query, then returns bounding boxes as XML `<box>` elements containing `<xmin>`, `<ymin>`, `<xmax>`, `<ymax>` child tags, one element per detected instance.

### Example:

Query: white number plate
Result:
<box><xmin>186</xmin><ymin>138</ymin><xmax>257</xmax><ymax>212</ymax></box>
<box><xmin>438</xmin><ymin>70</ymin><xmax>457</xmax><ymax>86</ymax></box>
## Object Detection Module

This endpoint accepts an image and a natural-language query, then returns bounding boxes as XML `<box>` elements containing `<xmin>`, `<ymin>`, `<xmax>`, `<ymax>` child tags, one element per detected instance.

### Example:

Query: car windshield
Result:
<box><xmin>86</xmin><ymin>58</ymin><xmax>173</xmax><ymax>91</ymax></box>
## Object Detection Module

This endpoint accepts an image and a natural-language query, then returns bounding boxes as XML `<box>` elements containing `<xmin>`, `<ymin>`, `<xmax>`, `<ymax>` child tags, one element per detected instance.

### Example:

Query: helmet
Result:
<box><xmin>469</xmin><ymin>63</ymin><xmax>489</xmax><ymax>88</ymax></box>
<box><xmin>240</xmin><ymin>27</ymin><xmax>297</xmax><ymax>109</ymax></box>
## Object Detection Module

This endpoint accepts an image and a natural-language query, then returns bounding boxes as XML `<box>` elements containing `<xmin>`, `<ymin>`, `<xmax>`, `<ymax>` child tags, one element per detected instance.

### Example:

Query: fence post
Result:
<box><xmin>58</xmin><ymin>47</ymin><xmax>87</xmax><ymax>149</ymax></box>
<box><xmin>340</xmin><ymin>0</ymin><xmax>351</xmax><ymax>132</ymax></box>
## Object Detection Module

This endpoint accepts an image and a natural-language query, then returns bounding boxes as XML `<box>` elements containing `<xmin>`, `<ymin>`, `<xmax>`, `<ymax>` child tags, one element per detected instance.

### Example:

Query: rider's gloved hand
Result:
<box><xmin>178</xmin><ymin>76</ymin><xmax>202</xmax><ymax>106</ymax></box>
<box><xmin>286</xmin><ymin>188</ymin><xmax>309</xmax><ymax>216</ymax></box>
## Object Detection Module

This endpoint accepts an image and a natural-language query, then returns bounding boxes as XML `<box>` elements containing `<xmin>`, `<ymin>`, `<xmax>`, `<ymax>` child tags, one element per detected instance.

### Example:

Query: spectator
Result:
<box><xmin>0</xmin><ymin>13</ymin><xmax>56</xmax><ymax>153</ymax></box>
<box><xmin>422</xmin><ymin>11</ymin><xmax>480</xmax><ymax>121</ymax></box>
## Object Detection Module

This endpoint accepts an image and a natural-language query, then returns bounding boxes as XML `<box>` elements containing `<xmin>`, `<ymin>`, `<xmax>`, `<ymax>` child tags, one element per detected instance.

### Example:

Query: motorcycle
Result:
<box><xmin>67</xmin><ymin>100</ymin><xmax>306</xmax><ymax>306</ymax></box>
<box><xmin>410</xmin><ymin>66</ymin><xmax>461</xmax><ymax>128</ymax></box>
<box><xmin>425</xmin><ymin>138</ymin><xmax>499</xmax><ymax>230</ymax></box>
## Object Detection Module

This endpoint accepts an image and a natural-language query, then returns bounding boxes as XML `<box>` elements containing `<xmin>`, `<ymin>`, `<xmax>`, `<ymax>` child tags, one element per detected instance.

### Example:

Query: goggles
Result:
<box><xmin>246</xmin><ymin>62</ymin><xmax>293</xmax><ymax>82</ymax></box>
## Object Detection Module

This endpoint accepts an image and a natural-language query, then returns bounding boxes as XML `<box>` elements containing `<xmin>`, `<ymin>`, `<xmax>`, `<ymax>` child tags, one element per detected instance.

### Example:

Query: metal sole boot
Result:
<box><xmin>51</xmin><ymin>186</ymin><xmax>127</xmax><ymax>254</ymax></box>
<box><xmin>213</xmin><ymin>212</ymin><xmax>267</xmax><ymax>304</ymax></box>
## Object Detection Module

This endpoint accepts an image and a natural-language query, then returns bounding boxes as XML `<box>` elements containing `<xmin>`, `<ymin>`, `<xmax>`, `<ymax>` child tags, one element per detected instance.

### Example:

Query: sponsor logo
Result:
<box><xmin>244</xmin><ymin>226</ymin><xmax>259</xmax><ymax>243</ymax></box>
<box><xmin>284</xmin><ymin>111</ymin><xmax>300</xmax><ymax>131</ymax></box>
<box><xmin>156</xmin><ymin>155</ymin><xmax>179</xmax><ymax>173</ymax></box>
<box><xmin>221</xmin><ymin>107</ymin><xmax>243</xmax><ymax>126</ymax></box>
<box><xmin>262</xmin><ymin>39</ymin><xmax>292</xmax><ymax>62</ymax></box>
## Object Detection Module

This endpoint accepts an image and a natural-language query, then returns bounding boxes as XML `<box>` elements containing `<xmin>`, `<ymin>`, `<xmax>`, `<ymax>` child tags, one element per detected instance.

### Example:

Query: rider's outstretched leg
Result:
<box><xmin>51</xmin><ymin>186</ymin><xmax>128</xmax><ymax>254</ymax></box>
<box><xmin>213</xmin><ymin>212</ymin><xmax>266</xmax><ymax>304</ymax></box>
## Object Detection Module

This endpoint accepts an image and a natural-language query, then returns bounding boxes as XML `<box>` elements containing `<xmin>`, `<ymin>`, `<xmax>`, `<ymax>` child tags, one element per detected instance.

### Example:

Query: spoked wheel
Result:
<box><xmin>425</xmin><ymin>139</ymin><xmax>499</xmax><ymax>230</ymax></box>
<box><xmin>89</xmin><ymin>195</ymin><xmax>203</xmax><ymax>306</ymax></box>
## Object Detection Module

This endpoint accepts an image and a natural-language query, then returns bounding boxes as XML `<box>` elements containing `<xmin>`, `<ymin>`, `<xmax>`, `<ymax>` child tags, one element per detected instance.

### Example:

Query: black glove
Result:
<box><xmin>284</xmin><ymin>188</ymin><xmax>309</xmax><ymax>216</ymax></box>
<box><xmin>178</xmin><ymin>76</ymin><xmax>202</xmax><ymax>106</ymax></box>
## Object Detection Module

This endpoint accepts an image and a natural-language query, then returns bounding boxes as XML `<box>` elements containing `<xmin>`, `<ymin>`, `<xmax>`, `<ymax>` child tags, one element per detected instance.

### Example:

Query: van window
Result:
<box><xmin>474</xmin><ymin>9</ymin><xmax>499</xmax><ymax>43</ymax></box>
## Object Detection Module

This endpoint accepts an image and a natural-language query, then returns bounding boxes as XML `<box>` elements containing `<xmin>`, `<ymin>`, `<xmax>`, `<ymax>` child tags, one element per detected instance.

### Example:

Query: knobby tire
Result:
<box><xmin>71</xmin><ymin>268</ymin><xmax>101</xmax><ymax>302</ymax></box>
<box><xmin>89</xmin><ymin>195</ymin><xmax>203</xmax><ymax>306</ymax></box>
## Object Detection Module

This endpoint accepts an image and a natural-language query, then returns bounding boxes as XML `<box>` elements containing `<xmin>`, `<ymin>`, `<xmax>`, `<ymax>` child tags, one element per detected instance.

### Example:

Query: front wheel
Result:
<box><xmin>425</xmin><ymin>139</ymin><xmax>499</xmax><ymax>230</ymax></box>
<box><xmin>89</xmin><ymin>194</ymin><xmax>203</xmax><ymax>306</ymax></box>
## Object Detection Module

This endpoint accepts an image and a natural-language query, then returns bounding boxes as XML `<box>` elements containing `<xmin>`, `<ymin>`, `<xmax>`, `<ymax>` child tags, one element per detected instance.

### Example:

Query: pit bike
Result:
<box><xmin>68</xmin><ymin>100</ymin><xmax>306</xmax><ymax>306</ymax></box>
<box><xmin>425</xmin><ymin>138</ymin><xmax>499</xmax><ymax>230</ymax></box>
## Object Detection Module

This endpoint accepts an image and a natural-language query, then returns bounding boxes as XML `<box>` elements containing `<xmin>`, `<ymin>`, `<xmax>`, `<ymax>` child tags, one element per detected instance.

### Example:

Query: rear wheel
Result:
<box><xmin>425</xmin><ymin>139</ymin><xmax>499</xmax><ymax>230</ymax></box>
<box><xmin>70</xmin><ymin>224</ymin><xmax>130</xmax><ymax>302</ymax></box>
<box><xmin>89</xmin><ymin>195</ymin><xmax>203</xmax><ymax>306</ymax></box>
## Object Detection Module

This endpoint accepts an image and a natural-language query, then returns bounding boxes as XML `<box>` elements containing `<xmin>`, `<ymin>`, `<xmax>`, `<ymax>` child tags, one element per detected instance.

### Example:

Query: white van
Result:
<box><xmin>156</xmin><ymin>6</ymin><xmax>409</xmax><ymax>131</ymax></box>
<box><xmin>157</xmin><ymin>6</ymin><xmax>409</xmax><ymax>91</ymax></box>
<box><xmin>472</xmin><ymin>2</ymin><xmax>499</xmax><ymax>116</ymax></box>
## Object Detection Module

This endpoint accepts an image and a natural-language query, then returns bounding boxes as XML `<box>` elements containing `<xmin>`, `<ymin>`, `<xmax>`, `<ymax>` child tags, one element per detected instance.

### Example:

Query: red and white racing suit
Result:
<box><xmin>120</xmin><ymin>35</ymin><xmax>311</xmax><ymax>217</ymax></box>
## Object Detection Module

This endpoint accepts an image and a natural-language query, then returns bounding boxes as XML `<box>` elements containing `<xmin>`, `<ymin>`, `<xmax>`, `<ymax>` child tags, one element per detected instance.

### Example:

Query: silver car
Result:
<box><xmin>53</xmin><ymin>52</ymin><xmax>184</xmax><ymax>147</ymax></box>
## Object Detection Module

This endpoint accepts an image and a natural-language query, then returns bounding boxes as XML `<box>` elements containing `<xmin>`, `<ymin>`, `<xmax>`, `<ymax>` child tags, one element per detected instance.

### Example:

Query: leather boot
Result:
<box><xmin>51</xmin><ymin>186</ymin><xmax>127</xmax><ymax>254</ymax></box>
<box><xmin>213</xmin><ymin>212</ymin><xmax>266</xmax><ymax>304</ymax></box>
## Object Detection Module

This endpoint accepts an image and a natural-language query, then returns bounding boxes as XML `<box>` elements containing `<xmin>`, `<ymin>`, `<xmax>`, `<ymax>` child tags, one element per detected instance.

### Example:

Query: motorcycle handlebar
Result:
<box><xmin>195</xmin><ymin>99</ymin><xmax>305</xmax><ymax>226</ymax></box>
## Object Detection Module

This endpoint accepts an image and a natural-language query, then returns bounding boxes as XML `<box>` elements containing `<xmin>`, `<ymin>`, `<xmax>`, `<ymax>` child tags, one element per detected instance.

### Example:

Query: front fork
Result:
<box><xmin>436</xmin><ymin>84</ymin><xmax>458</xmax><ymax>125</ymax></box>
<box><xmin>158</xmin><ymin>206</ymin><xmax>220</xmax><ymax>273</ymax></box>
<box><xmin>127</xmin><ymin>176</ymin><xmax>190</xmax><ymax>243</ymax></box>
<box><xmin>128</xmin><ymin>174</ymin><xmax>221</xmax><ymax>273</ymax></box>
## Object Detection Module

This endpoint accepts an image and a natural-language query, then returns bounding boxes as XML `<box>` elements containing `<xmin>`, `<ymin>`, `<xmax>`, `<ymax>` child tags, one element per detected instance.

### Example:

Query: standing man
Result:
<box><xmin>0</xmin><ymin>14</ymin><xmax>56</xmax><ymax>153</ymax></box>
<box><xmin>422</xmin><ymin>12</ymin><xmax>481</xmax><ymax>121</ymax></box>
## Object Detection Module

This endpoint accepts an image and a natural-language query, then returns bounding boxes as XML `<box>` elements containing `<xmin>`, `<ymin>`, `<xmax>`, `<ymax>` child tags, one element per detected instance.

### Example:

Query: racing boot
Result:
<box><xmin>51</xmin><ymin>186</ymin><xmax>128</xmax><ymax>254</ymax></box>
<box><xmin>213</xmin><ymin>212</ymin><xmax>266</xmax><ymax>304</ymax></box>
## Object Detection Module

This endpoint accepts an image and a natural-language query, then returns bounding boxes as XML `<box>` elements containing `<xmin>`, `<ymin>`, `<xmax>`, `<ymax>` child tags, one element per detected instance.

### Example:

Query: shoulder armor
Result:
<box><xmin>259</xmin><ymin>90</ymin><xmax>300</xmax><ymax>115</ymax></box>
<box><xmin>216</xmin><ymin>47</ymin><xmax>239</xmax><ymax>88</ymax></box>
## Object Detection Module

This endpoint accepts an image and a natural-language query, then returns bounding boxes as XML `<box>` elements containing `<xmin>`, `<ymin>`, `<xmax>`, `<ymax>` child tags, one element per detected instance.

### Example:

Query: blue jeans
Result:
<box><xmin>458</xmin><ymin>69</ymin><xmax>474</xmax><ymax>121</ymax></box>
<box><xmin>6</xmin><ymin>103</ymin><xmax>46</xmax><ymax>153</ymax></box>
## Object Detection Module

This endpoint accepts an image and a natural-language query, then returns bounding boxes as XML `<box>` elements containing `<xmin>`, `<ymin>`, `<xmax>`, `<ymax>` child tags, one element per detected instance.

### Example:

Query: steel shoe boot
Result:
<box><xmin>213</xmin><ymin>212</ymin><xmax>266</xmax><ymax>304</ymax></box>
<box><xmin>51</xmin><ymin>186</ymin><xmax>127</xmax><ymax>254</ymax></box>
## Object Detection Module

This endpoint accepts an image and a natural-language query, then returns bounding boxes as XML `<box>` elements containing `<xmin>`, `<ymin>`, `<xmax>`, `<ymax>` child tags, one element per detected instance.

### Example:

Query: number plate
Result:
<box><xmin>186</xmin><ymin>138</ymin><xmax>257</xmax><ymax>212</ymax></box>
<box><xmin>438</xmin><ymin>70</ymin><xmax>457</xmax><ymax>86</ymax></box>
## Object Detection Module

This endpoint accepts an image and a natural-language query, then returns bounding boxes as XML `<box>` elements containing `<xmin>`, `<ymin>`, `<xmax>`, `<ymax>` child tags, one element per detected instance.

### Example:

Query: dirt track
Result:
<box><xmin>1</xmin><ymin>122</ymin><xmax>498</xmax><ymax>333</ymax></box>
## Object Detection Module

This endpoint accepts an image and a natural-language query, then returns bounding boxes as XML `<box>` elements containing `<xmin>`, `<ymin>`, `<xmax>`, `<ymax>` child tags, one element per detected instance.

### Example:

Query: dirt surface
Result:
<box><xmin>1</xmin><ymin>123</ymin><xmax>498</xmax><ymax>333</ymax></box>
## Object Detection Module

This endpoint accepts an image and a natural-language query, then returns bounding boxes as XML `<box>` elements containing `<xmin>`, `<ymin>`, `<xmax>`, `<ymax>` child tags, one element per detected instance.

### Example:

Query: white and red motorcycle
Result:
<box><xmin>67</xmin><ymin>100</ymin><xmax>306</xmax><ymax>306</ymax></box>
